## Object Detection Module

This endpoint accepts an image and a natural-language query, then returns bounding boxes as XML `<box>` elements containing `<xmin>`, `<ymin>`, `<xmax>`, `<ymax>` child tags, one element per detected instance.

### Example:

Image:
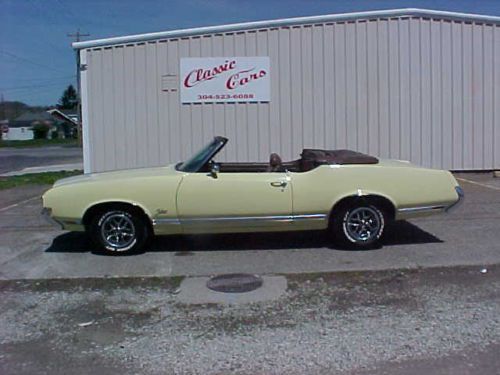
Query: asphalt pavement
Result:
<box><xmin>0</xmin><ymin>146</ymin><xmax>82</xmax><ymax>174</ymax></box>
<box><xmin>0</xmin><ymin>172</ymin><xmax>499</xmax><ymax>280</ymax></box>
<box><xmin>1</xmin><ymin>172</ymin><xmax>499</xmax><ymax>374</ymax></box>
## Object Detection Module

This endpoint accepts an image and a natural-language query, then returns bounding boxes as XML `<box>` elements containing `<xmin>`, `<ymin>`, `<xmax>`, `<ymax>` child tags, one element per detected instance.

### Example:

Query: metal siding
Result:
<box><xmin>399</xmin><ymin>19</ymin><xmax>411</xmax><ymax>162</ymax></box>
<box><xmin>334</xmin><ymin>24</ymin><xmax>347</xmax><ymax>149</ymax></box>
<box><xmin>79</xmin><ymin>50</ymin><xmax>91</xmax><ymax>173</ymax></box>
<box><xmin>420</xmin><ymin>19</ymin><xmax>432</xmax><ymax>168</ymax></box>
<box><xmin>409</xmin><ymin>19</ymin><xmax>421</xmax><ymax>165</ymax></box>
<box><xmin>442</xmin><ymin>21</ymin><xmax>453</xmax><ymax>169</ymax></box>
<box><xmin>323</xmin><ymin>24</ymin><xmax>335</xmax><ymax>149</ymax></box>
<box><xmin>157</xmin><ymin>42</ymin><xmax>169</xmax><ymax>163</ymax></box>
<box><xmin>312</xmin><ymin>25</ymin><xmax>325</xmax><ymax>148</ymax></box>
<box><xmin>167</xmin><ymin>40</ymin><xmax>181</xmax><ymax>163</ymax></box>
<box><xmin>278</xmin><ymin>28</ymin><xmax>291</xmax><ymax>158</ymax></box>
<box><xmin>123</xmin><ymin>45</ymin><xmax>137</xmax><ymax>169</ymax></box>
<box><xmin>451</xmin><ymin>21</ymin><xmax>464</xmax><ymax>170</ymax></box>
<box><xmin>345</xmin><ymin>22</ymin><xmax>357</xmax><ymax>150</ymax></box>
<box><xmin>462</xmin><ymin>23</ymin><xmax>474</xmax><ymax>169</ymax></box>
<box><xmin>495</xmin><ymin>27</ymin><xmax>500</xmax><ymax>167</ymax></box>
<box><xmin>245</xmin><ymin>32</ymin><xmax>259</xmax><ymax>162</ymax></box>
<box><xmin>101</xmin><ymin>48</ymin><xmax>115</xmax><ymax>170</ymax></box>
<box><xmin>84</xmin><ymin>16</ymin><xmax>500</xmax><ymax>172</ymax></box>
<box><xmin>356</xmin><ymin>21</ymin><xmax>368</xmax><ymax>153</ymax></box>
<box><xmin>378</xmin><ymin>20</ymin><xmax>390</xmax><ymax>159</ymax></box>
<box><xmin>112</xmin><ymin>46</ymin><xmax>126</xmax><ymax>169</ymax></box>
<box><xmin>257</xmin><ymin>30</ymin><xmax>271</xmax><ymax>157</ymax></box>
<box><xmin>388</xmin><ymin>20</ymin><xmax>400</xmax><ymax>159</ymax></box>
<box><xmin>483</xmin><ymin>25</ymin><xmax>494</xmax><ymax>169</ymax></box>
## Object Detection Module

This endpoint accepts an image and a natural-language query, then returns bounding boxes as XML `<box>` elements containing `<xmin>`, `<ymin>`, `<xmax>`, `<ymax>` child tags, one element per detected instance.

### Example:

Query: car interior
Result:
<box><xmin>215</xmin><ymin>149</ymin><xmax>379</xmax><ymax>173</ymax></box>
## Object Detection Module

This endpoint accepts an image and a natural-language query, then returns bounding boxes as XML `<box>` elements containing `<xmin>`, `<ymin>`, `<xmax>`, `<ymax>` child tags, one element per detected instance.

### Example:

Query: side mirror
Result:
<box><xmin>210</xmin><ymin>163</ymin><xmax>220</xmax><ymax>178</ymax></box>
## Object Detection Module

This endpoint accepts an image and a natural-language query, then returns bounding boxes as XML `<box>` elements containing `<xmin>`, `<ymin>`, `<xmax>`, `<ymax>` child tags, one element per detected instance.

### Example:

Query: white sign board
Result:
<box><xmin>180</xmin><ymin>57</ymin><xmax>270</xmax><ymax>103</ymax></box>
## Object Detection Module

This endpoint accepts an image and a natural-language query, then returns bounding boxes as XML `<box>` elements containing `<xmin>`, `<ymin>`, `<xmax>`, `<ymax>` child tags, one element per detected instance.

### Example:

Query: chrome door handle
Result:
<box><xmin>271</xmin><ymin>181</ymin><xmax>287</xmax><ymax>187</ymax></box>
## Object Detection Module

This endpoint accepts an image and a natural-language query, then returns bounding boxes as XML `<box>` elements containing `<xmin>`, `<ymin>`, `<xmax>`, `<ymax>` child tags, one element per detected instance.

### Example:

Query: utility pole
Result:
<box><xmin>0</xmin><ymin>93</ymin><xmax>5</xmax><ymax>121</ymax></box>
<box><xmin>67</xmin><ymin>29</ymin><xmax>90</xmax><ymax>146</ymax></box>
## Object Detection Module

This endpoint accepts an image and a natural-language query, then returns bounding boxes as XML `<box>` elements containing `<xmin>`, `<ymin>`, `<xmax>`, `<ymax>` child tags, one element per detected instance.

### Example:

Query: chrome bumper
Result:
<box><xmin>41</xmin><ymin>207</ymin><xmax>64</xmax><ymax>229</ymax></box>
<box><xmin>445</xmin><ymin>186</ymin><xmax>465</xmax><ymax>213</ymax></box>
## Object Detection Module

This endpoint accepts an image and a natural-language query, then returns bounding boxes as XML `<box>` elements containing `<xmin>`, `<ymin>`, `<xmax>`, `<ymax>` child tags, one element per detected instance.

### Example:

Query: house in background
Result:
<box><xmin>0</xmin><ymin>120</ymin><xmax>10</xmax><ymax>139</ymax></box>
<box><xmin>47</xmin><ymin>109</ymin><xmax>79</xmax><ymax>138</ymax></box>
<box><xmin>1</xmin><ymin>111</ymin><xmax>54</xmax><ymax>141</ymax></box>
<box><xmin>1</xmin><ymin>110</ymin><xmax>78</xmax><ymax>141</ymax></box>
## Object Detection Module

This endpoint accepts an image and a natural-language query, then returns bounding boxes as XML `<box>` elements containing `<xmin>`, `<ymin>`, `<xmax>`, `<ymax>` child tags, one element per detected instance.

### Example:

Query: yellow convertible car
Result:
<box><xmin>42</xmin><ymin>136</ymin><xmax>463</xmax><ymax>254</ymax></box>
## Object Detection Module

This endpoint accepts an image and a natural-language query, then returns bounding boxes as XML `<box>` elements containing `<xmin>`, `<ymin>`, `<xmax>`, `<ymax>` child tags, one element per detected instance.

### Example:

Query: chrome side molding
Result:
<box><xmin>445</xmin><ymin>186</ymin><xmax>465</xmax><ymax>213</ymax></box>
<box><xmin>397</xmin><ymin>205</ymin><xmax>446</xmax><ymax>214</ymax></box>
<box><xmin>153</xmin><ymin>213</ymin><xmax>327</xmax><ymax>226</ymax></box>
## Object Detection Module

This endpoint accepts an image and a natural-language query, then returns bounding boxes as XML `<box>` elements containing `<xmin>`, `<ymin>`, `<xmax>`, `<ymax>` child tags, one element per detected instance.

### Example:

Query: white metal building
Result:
<box><xmin>74</xmin><ymin>8</ymin><xmax>500</xmax><ymax>173</ymax></box>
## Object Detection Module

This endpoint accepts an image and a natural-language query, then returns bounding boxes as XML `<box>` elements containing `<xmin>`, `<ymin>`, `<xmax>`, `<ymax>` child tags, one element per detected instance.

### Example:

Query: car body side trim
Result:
<box><xmin>397</xmin><ymin>205</ymin><xmax>446</xmax><ymax>213</ymax></box>
<box><xmin>152</xmin><ymin>214</ymin><xmax>327</xmax><ymax>226</ymax></box>
<box><xmin>152</xmin><ymin>218</ymin><xmax>181</xmax><ymax>225</ymax></box>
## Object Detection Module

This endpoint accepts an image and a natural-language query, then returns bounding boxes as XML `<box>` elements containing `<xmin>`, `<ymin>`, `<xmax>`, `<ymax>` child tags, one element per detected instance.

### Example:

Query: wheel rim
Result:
<box><xmin>100</xmin><ymin>212</ymin><xmax>136</xmax><ymax>250</ymax></box>
<box><xmin>344</xmin><ymin>206</ymin><xmax>381</xmax><ymax>242</ymax></box>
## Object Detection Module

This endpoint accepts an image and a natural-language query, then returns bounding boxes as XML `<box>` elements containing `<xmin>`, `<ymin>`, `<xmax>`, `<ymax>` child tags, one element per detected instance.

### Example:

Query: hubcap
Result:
<box><xmin>100</xmin><ymin>212</ymin><xmax>136</xmax><ymax>250</ymax></box>
<box><xmin>344</xmin><ymin>207</ymin><xmax>381</xmax><ymax>242</ymax></box>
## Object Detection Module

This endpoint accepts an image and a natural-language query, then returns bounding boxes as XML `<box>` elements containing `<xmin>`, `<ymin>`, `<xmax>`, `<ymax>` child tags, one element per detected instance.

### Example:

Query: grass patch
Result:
<box><xmin>0</xmin><ymin>138</ymin><xmax>79</xmax><ymax>148</ymax></box>
<box><xmin>0</xmin><ymin>170</ymin><xmax>83</xmax><ymax>190</ymax></box>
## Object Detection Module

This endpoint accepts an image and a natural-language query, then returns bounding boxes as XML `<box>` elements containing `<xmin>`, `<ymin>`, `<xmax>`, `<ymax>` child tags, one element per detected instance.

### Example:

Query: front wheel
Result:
<box><xmin>89</xmin><ymin>208</ymin><xmax>150</xmax><ymax>254</ymax></box>
<box><xmin>332</xmin><ymin>203</ymin><xmax>386</xmax><ymax>249</ymax></box>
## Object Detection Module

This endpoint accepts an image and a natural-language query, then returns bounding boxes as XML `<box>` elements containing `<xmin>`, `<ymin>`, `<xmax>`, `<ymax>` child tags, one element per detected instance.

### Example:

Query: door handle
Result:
<box><xmin>271</xmin><ymin>181</ymin><xmax>287</xmax><ymax>187</ymax></box>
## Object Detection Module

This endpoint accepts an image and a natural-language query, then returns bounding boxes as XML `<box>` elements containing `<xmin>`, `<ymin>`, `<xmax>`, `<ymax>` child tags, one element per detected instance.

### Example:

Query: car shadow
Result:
<box><xmin>45</xmin><ymin>220</ymin><xmax>442</xmax><ymax>255</ymax></box>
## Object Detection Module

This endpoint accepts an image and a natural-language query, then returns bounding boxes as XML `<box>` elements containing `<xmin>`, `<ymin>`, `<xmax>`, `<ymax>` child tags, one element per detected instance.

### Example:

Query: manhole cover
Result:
<box><xmin>206</xmin><ymin>273</ymin><xmax>263</xmax><ymax>293</ymax></box>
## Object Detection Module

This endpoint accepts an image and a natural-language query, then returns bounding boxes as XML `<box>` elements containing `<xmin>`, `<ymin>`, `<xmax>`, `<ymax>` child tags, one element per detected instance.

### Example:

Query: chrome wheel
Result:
<box><xmin>343</xmin><ymin>206</ymin><xmax>382</xmax><ymax>243</ymax></box>
<box><xmin>100</xmin><ymin>212</ymin><xmax>136</xmax><ymax>250</ymax></box>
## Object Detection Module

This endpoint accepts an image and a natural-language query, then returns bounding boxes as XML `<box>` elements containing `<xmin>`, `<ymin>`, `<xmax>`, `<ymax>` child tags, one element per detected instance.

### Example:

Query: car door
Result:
<box><xmin>176</xmin><ymin>171</ymin><xmax>292</xmax><ymax>233</ymax></box>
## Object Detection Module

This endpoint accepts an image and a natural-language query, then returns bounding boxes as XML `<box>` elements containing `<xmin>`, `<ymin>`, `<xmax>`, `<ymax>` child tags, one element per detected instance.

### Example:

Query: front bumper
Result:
<box><xmin>445</xmin><ymin>186</ymin><xmax>465</xmax><ymax>213</ymax></box>
<box><xmin>41</xmin><ymin>207</ymin><xmax>64</xmax><ymax>229</ymax></box>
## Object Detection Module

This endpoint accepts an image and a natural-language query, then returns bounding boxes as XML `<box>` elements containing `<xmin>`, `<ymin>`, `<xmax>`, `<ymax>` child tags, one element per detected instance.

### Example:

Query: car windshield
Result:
<box><xmin>176</xmin><ymin>137</ymin><xmax>226</xmax><ymax>172</ymax></box>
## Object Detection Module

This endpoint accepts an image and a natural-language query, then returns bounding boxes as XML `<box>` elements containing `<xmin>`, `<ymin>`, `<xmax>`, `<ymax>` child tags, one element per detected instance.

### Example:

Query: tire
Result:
<box><xmin>332</xmin><ymin>203</ymin><xmax>386</xmax><ymax>249</ymax></box>
<box><xmin>88</xmin><ymin>207</ymin><xmax>150</xmax><ymax>254</ymax></box>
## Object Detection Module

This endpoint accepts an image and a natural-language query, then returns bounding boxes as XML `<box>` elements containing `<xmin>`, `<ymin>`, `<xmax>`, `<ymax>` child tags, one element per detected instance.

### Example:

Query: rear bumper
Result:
<box><xmin>445</xmin><ymin>186</ymin><xmax>465</xmax><ymax>213</ymax></box>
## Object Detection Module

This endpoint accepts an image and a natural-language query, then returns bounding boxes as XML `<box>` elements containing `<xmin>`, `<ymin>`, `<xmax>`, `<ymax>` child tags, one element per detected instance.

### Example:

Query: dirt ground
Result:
<box><xmin>1</xmin><ymin>266</ymin><xmax>499</xmax><ymax>375</ymax></box>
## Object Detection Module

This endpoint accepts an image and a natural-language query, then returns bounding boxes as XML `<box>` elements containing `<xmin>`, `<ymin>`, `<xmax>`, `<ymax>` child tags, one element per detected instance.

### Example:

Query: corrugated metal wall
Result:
<box><xmin>83</xmin><ymin>16</ymin><xmax>500</xmax><ymax>172</ymax></box>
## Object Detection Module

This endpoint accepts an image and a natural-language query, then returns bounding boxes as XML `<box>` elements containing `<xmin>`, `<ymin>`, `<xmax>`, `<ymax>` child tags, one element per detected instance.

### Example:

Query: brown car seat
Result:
<box><xmin>267</xmin><ymin>153</ymin><xmax>282</xmax><ymax>172</ymax></box>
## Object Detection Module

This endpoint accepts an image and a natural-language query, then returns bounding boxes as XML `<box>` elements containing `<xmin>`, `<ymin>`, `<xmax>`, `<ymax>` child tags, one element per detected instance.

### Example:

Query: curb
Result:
<box><xmin>1</xmin><ymin>163</ymin><xmax>83</xmax><ymax>177</ymax></box>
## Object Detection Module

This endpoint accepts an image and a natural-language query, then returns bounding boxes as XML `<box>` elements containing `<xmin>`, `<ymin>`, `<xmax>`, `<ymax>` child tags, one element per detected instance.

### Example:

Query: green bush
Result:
<box><xmin>32</xmin><ymin>123</ymin><xmax>50</xmax><ymax>139</ymax></box>
<box><xmin>51</xmin><ymin>130</ymin><xmax>59</xmax><ymax>139</ymax></box>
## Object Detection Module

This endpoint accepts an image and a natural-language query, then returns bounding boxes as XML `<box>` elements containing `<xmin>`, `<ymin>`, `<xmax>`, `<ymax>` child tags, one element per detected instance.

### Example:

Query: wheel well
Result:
<box><xmin>82</xmin><ymin>202</ymin><xmax>152</xmax><ymax>230</ymax></box>
<box><xmin>329</xmin><ymin>194</ymin><xmax>396</xmax><ymax>224</ymax></box>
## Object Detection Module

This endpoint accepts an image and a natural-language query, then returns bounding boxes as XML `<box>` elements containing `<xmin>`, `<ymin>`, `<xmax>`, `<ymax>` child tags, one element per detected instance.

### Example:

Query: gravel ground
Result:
<box><xmin>1</xmin><ymin>266</ymin><xmax>499</xmax><ymax>374</ymax></box>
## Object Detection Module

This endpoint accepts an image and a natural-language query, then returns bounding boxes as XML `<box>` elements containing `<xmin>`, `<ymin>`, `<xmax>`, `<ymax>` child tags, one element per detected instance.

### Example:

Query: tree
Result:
<box><xmin>32</xmin><ymin>122</ymin><xmax>51</xmax><ymax>139</ymax></box>
<box><xmin>57</xmin><ymin>85</ymin><xmax>78</xmax><ymax>110</ymax></box>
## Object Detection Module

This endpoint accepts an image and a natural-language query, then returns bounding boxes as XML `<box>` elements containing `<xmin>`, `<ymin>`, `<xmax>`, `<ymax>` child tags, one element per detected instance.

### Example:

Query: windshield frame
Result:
<box><xmin>176</xmin><ymin>136</ymin><xmax>228</xmax><ymax>173</ymax></box>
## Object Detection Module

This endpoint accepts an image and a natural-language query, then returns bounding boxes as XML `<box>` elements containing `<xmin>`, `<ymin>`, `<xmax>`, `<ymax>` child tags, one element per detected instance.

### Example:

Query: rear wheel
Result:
<box><xmin>332</xmin><ymin>203</ymin><xmax>386</xmax><ymax>248</ymax></box>
<box><xmin>89</xmin><ymin>207</ymin><xmax>150</xmax><ymax>254</ymax></box>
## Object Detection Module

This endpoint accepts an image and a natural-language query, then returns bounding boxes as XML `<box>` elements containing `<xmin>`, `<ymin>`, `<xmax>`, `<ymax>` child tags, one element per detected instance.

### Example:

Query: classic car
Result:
<box><xmin>42</xmin><ymin>136</ymin><xmax>463</xmax><ymax>254</ymax></box>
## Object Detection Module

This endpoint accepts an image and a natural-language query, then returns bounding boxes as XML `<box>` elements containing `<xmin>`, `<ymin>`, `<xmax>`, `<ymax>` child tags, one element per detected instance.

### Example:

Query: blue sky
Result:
<box><xmin>1</xmin><ymin>0</ymin><xmax>500</xmax><ymax>106</ymax></box>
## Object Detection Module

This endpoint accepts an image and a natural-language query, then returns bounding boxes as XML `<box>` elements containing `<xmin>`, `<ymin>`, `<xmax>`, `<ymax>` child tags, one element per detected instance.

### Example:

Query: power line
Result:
<box><xmin>1</xmin><ymin>75</ymin><xmax>76</xmax><ymax>84</ymax></box>
<box><xmin>0</xmin><ymin>50</ymin><xmax>70</xmax><ymax>74</ymax></box>
<box><xmin>1</xmin><ymin>78</ymin><xmax>76</xmax><ymax>92</ymax></box>
<box><xmin>27</xmin><ymin>0</ymin><xmax>75</xmax><ymax>53</ymax></box>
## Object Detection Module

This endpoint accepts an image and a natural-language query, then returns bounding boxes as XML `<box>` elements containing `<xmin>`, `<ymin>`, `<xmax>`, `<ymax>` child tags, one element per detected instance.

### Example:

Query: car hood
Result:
<box><xmin>53</xmin><ymin>164</ymin><xmax>179</xmax><ymax>187</ymax></box>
